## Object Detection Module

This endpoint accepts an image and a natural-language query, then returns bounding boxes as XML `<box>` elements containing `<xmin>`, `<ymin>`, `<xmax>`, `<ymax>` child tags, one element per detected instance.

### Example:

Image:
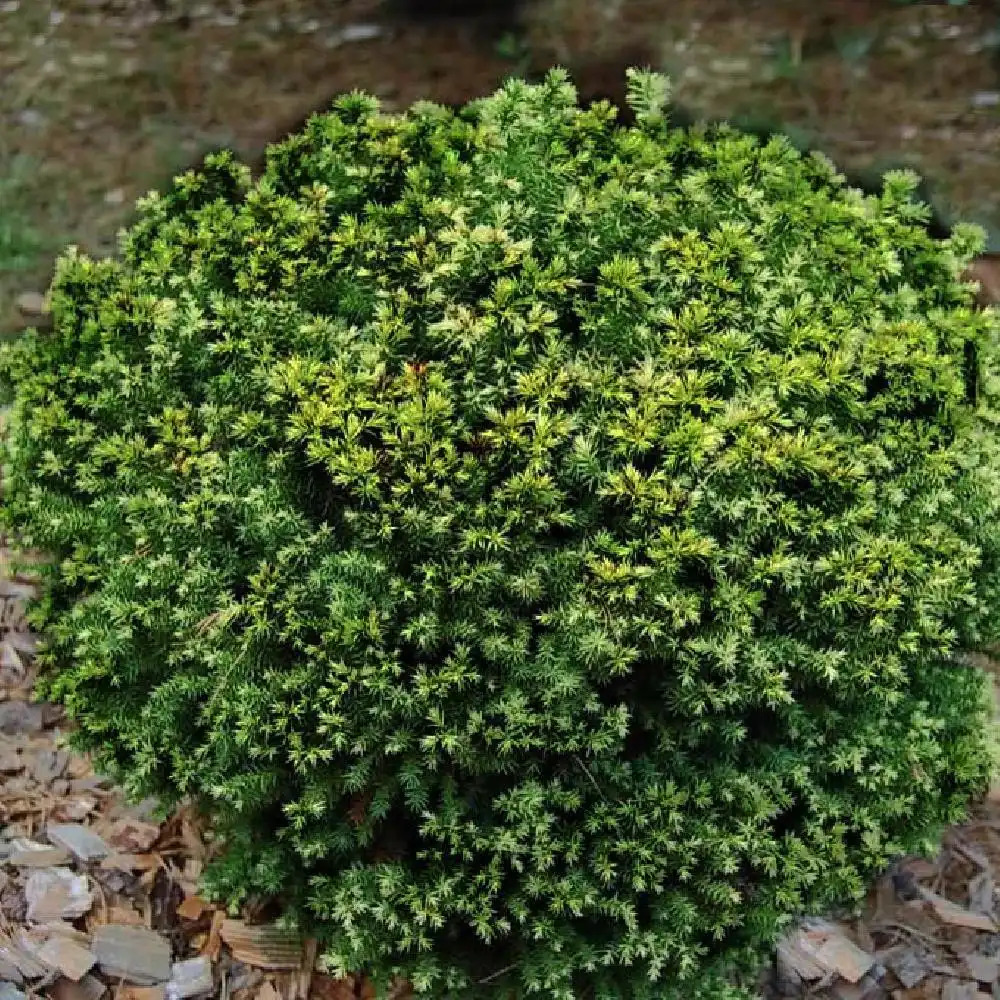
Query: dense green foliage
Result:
<box><xmin>2</xmin><ymin>68</ymin><xmax>999</xmax><ymax>999</ymax></box>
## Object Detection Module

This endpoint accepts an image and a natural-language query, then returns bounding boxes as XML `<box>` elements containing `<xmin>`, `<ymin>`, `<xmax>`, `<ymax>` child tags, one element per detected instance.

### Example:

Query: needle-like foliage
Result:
<box><xmin>2</xmin><ymin>68</ymin><xmax>999</xmax><ymax>999</ymax></box>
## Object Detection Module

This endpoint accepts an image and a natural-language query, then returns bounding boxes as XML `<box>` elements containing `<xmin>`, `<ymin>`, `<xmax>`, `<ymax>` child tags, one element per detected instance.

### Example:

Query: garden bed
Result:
<box><xmin>3</xmin><ymin>3</ymin><xmax>1000</xmax><ymax>998</ymax></box>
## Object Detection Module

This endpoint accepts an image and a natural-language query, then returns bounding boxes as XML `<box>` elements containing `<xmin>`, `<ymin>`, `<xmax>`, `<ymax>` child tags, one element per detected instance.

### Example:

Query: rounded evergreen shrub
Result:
<box><xmin>3</xmin><ymin>68</ymin><xmax>1000</xmax><ymax>999</ymax></box>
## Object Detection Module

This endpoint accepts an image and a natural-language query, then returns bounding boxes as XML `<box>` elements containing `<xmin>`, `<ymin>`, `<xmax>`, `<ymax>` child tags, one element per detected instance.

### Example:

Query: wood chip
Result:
<box><xmin>306</xmin><ymin>976</ymin><xmax>356</xmax><ymax>1000</ymax></box>
<box><xmin>968</xmin><ymin>871</ymin><xmax>995</xmax><ymax>917</ymax></box>
<box><xmin>199</xmin><ymin>912</ymin><xmax>224</xmax><ymax>962</ymax></box>
<box><xmin>898</xmin><ymin>857</ymin><xmax>939</xmax><ymax>881</ymax></box>
<box><xmin>831</xmin><ymin>976</ymin><xmax>881</xmax><ymax>1000</ymax></box>
<box><xmin>947</xmin><ymin>927</ymin><xmax>983</xmax><ymax>958</ymax></box>
<box><xmin>165</xmin><ymin>955</ymin><xmax>213</xmax><ymax>999</ymax></box>
<box><xmin>813</xmin><ymin>931</ymin><xmax>873</xmax><ymax>983</ymax></box>
<box><xmin>36</xmin><ymin>937</ymin><xmax>96</xmax><ymax>981</ymax></box>
<box><xmin>0</xmin><ymin>580</ymin><xmax>37</xmax><ymax>600</ymax></box>
<box><xmin>5</xmin><ymin>631</ymin><xmax>37</xmax><ymax>657</ymax></box>
<box><xmin>50</xmin><ymin>974</ymin><xmax>109</xmax><ymax>1000</ymax></box>
<box><xmin>787</xmin><ymin>920</ymin><xmax>873</xmax><ymax>984</ymax></box>
<box><xmin>31</xmin><ymin>748</ymin><xmax>68</xmax><ymax>784</ymax></box>
<box><xmin>9</xmin><ymin>840</ymin><xmax>70</xmax><ymax>867</ymax></box>
<box><xmin>101</xmin><ymin>853</ymin><xmax>160</xmax><ymax>873</ymax></box>
<box><xmin>15</xmin><ymin>926</ymin><xmax>55</xmax><ymax>964</ymax></box>
<box><xmin>48</xmin><ymin>824</ymin><xmax>111</xmax><ymax>863</ymax></box>
<box><xmin>0</xmin><ymin>955</ymin><xmax>25</xmax><ymax>985</ymax></box>
<box><xmin>854</xmin><ymin>918</ymin><xmax>875</xmax><ymax>955</ymax></box>
<box><xmin>53</xmin><ymin>797</ymin><xmax>99</xmax><ymax>823</ymax></box>
<box><xmin>106</xmin><ymin>905</ymin><xmax>147</xmax><ymax>928</ymax></box>
<box><xmin>884</xmin><ymin>948</ymin><xmax>938</xmax><ymax>992</ymax></box>
<box><xmin>917</xmin><ymin>886</ymin><xmax>997</xmax><ymax>931</ymax></box>
<box><xmin>77</xmin><ymin>973</ymin><xmax>108</xmax><ymax>1000</ymax></box>
<box><xmin>92</xmin><ymin>925</ymin><xmax>171</xmax><ymax>985</ymax></box>
<box><xmin>965</xmin><ymin>953</ymin><xmax>999</xmax><ymax>983</ymax></box>
<box><xmin>114</xmin><ymin>988</ymin><xmax>165</xmax><ymax>1000</ymax></box>
<box><xmin>0</xmin><ymin>931</ymin><xmax>51</xmax><ymax>979</ymax></box>
<box><xmin>175</xmin><ymin>896</ymin><xmax>209</xmax><ymax>921</ymax></box>
<box><xmin>0</xmin><ymin>745</ymin><xmax>23</xmax><ymax>772</ymax></box>
<box><xmin>228</xmin><ymin>965</ymin><xmax>264</xmax><ymax>994</ymax></box>
<box><xmin>70</xmin><ymin>775</ymin><xmax>109</xmax><ymax>793</ymax></box>
<box><xmin>138</xmin><ymin>866</ymin><xmax>158</xmax><ymax>894</ymax></box>
<box><xmin>219</xmin><ymin>921</ymin><xmax>303</xmax><ymax>971</ymax></box>
<box><xmin>892</xmin><ymin>898</ymin><xmax>944</xmax><ymax>937</ymax></box>
<box><xmin>941</xmin><ymin>981</ymin><xmax>980</xmax><ymax>1000</ymax></box>
<box><xmin>947</xmin><ymin>835</ymin><xmax>991</xmax><ymax>870</ymax></box>
<box><xmin>0</xmin><ymin>701</ymin><xmax>43</xmax><ymax>736</ymax></box>
<box><xmin>0</xmin><ymin>641</ymin><xmax>26</xmax><ymax>687</ymax></box>
<box><xmin>107</xmin><ymin>819</ymin><xmax>161</xmax><ymax>854</ymax></box>
<box><xmin>296</xmin><ymin>939</ymin><xmax>317</xmax><ymax>1000</ymax></box>
<box><xmin>42</xmin><ymin>921</ymin><xmax>92</xmax><ymax>946</ymax></box>
<box><xmin>25</xmin><ymin>868</ymin><xmax>93</xmax><ymax>921</ymax></box>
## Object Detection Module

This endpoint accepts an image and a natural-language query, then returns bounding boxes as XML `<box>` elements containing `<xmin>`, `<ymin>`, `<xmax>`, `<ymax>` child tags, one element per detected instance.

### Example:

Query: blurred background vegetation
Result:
<box><xmin>1</xmin><ymin>0</ymin><xmax>998</xmax><ymax>335</ymax></box>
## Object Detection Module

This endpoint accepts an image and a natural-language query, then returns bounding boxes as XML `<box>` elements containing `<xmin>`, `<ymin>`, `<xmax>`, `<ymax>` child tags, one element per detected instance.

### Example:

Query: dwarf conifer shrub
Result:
<box><xmin>2</xmin><ymin>68</ymin><xmax>1000</xmax><ymax>999</ymax></box>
